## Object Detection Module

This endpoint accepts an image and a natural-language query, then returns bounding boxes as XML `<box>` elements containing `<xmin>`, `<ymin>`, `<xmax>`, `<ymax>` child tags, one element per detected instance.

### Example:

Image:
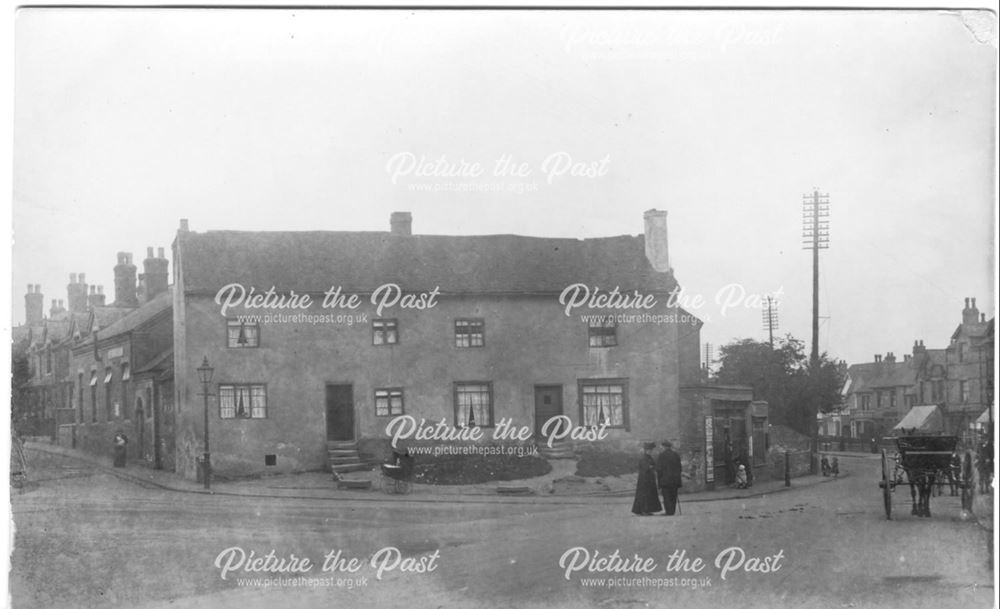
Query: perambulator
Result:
<box><xmin>380</xmin><ymin>447</ymin><xmax>414</xmax><ymax>494</ymax></box>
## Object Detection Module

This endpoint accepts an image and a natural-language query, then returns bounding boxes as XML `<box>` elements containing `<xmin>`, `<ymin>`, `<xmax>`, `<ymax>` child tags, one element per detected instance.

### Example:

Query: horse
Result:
<box><xmin>907</xmin><ymin>470</ymin><xmax>935</xmax><ymax>517</ymax></box>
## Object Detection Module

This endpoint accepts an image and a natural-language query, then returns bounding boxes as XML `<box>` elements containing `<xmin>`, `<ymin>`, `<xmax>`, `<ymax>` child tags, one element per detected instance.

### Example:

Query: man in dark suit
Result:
<box><xmin>656</xmin><ymin>440</ymin><xmax>683</xmax><ymax>515</ymax></box>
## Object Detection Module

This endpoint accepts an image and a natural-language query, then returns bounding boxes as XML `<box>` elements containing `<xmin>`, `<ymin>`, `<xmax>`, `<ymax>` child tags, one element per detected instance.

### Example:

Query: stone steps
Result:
<box><xmin>536</xmin><ymin>438</ymin><xmax>577</xmax><ymax>460</ymax></box>
<box><xmin>325</xmin><ymin>440</ymin><xmax>369</xmax><ymax>477</ymax></box>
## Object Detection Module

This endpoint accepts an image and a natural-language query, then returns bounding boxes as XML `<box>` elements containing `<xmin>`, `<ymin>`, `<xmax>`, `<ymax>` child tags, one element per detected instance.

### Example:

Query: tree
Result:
<box><xmin>715</xmin><ymin>335</ymin><xmax>844</xmax><ymax>435</ymax></box>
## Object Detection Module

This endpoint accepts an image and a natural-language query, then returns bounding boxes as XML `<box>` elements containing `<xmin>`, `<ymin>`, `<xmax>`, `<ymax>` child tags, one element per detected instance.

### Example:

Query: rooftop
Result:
<box><xmin>178</xmin><ymin>230</ymin><xmax>677</xmax><ymax>295</ymax></box>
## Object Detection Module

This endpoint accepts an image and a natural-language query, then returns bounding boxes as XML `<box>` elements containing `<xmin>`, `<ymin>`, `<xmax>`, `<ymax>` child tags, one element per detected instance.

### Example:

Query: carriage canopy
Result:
<box><xmin>893</xmin><ymin>405</ymin><xmax>945</xmax><ymax>434</ymax></box>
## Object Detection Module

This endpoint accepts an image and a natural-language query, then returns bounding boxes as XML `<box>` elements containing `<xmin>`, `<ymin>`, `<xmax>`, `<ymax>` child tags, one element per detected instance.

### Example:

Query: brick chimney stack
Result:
<box><xmin>49</xmin><ymin>298</ymin><xmax>66</xmax><ymax>318</ymax></box>
<box><xmin>141</xmin><ymin>246</ymin><xmax>170</xmax><ymax>301</ymax></box>
<box><xmin>390</xmin><ymin>212</ymin><xmax>412</xmax><ymax>236</ymax></box>
<box><xmin>114</xmin><ymin>252</ymin><xmax>139</xmax><ymax>307</ymax></box>
<box><xmin>643</xmin><ymin>209</ymin><xmax>670</xmax><ymax>273</ymax></box>
<box><xmin>25</xmin><ymin>284</ymin><xmax>44</xmax><ymax>324</ymax></box>
<box><xmin>962</xmin><ymin>297</ymin><xmax>980</xmax><ymax>325</ymax></box>
<box><xmin>87</xmin><ymin>285</ymin><xmax>106</xmax><ymax>309</ymax></box>
<box><xmin>67</xmin><ymin>273</ymin><xmax>89</xmax><ymax>313</ymax></box>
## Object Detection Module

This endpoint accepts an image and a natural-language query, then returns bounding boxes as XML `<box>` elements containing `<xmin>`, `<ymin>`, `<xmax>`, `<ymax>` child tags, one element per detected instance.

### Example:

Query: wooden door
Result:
<box><xmin>534</xmin><ymin>385</ymin><xmax>563</xmax><ymax>438</ymax></box>
<box><xmin>325</xmin><ymin>384</ymin><xmax>355</xmax><ymax>442</ymax></box>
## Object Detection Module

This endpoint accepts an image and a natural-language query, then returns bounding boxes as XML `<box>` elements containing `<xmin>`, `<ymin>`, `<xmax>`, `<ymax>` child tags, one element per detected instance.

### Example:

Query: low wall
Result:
<box><xmin>768</xmin><ymin>449</ymin><xmax>813</xmax><ymax>480</ymax></box>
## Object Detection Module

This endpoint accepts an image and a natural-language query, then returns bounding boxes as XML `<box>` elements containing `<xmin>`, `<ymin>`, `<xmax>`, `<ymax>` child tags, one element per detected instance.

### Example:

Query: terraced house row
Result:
<box><xmin>15</xmin><ymin>211</ymin><xmax>769</xmax><ymax>491</ymax></box>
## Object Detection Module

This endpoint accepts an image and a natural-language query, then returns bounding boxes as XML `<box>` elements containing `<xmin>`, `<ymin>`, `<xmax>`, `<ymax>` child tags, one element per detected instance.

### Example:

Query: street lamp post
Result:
<box><xmin>196</xmin><ymin>356</ymin><xmax>214</xmax><ymax>490</ymax></box>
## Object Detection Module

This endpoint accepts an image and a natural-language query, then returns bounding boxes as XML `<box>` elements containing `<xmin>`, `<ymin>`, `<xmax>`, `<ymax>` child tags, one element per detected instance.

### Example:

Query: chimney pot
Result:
<box><xmin>70</xmin><ymin>273</ymin><xmax>77</xmax><ymax>284</ymax></box>
<box><xmin>147</xmin><ymin>246</ymin><xmax>154</xmax><ymax>258</ymax></box>
<box><xmin>158</xmin><ymin>247</ymin><xmax>165</xmax><ymax>258</ymax></box>
<box><xmin>180</xmin><ymin>219</ymin><xmax>189</xmax><ymax>232</ymax></box>
<box><xmin>79</xmin><ymin>273</ymin><xmax>86</xmax><ymax>284</ymax></box>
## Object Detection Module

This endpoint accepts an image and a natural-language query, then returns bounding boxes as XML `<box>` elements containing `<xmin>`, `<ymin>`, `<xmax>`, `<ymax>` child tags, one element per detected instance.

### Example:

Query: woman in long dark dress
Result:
<box><xmin>632</xmin><ymin>442</ymin><xmax>662</xmax><ymax>515</ymax></box>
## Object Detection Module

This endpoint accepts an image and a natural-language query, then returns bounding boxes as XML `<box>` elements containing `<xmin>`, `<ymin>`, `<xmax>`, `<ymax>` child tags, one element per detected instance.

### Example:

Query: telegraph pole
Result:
<box><xmin>802</xmin><ymin>190</ymin><xmax>829</xmax><ymax>367</ymax></box>
<box><xmin>802</xmin><ymin>190</ymin><xmax>829</xmax><ymax>474</ymax></box>
<box><xmin>762</xmin><ymin>295</ymin><xmax>779</xmax><ymax>348</ymax></box>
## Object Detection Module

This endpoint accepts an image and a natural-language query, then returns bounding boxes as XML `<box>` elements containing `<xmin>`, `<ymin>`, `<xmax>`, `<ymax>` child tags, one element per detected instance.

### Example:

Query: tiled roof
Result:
<box><xmin>178</xmin><ymin>230</ymin><xmax>676</xmax><ymax>294</ymax></box>
<box><xmin>77</xmin><ymin>289</ymin><xmax>173</xmax><ymax>346</ymax></box>
<box><xmin>846</xmin><ymin>360</ymin><xmax>916</xmax><ymax>393</ymax></box>
<box><xmin>135</xmin><ymin>348</ymin><xmax>172</xmax><ymax>375</ymax></box>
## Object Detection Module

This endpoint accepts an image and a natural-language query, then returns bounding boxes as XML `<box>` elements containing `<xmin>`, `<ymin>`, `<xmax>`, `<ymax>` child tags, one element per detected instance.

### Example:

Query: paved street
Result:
<box><xmin>10</xmin><ymin>450</ymin><xmax>994</xmax><ymax>609</ymax></box>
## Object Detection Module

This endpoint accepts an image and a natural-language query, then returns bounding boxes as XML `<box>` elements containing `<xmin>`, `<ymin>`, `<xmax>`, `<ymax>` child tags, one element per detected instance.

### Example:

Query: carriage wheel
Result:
<box><xmin>961</xmin><ymin>452</ymin><xmax>975</xmax><ymax>513</ymax></box>
<box><xmin>881</xmin><ymin>449</ymin><xmax>893</xmax><ymax>520</ymax></box>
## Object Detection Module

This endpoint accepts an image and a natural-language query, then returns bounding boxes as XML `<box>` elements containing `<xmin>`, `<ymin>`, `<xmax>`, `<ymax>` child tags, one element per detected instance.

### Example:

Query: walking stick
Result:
<box><xmin>677</xmin><ymin>492</ymin><xmax>681</xmax><ymax>515</ymax></box>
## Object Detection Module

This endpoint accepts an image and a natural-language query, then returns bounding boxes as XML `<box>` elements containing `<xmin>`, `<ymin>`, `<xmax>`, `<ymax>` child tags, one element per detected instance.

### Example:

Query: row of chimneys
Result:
<box><xmin>24</xmin><ymin>247</ymin><xmax>169</xmax><ymax>324</ymax></box>
<box><xmin>872</xmin><ymin>295</ymin><xmax>988</xmax><ymax>363</ymax></box>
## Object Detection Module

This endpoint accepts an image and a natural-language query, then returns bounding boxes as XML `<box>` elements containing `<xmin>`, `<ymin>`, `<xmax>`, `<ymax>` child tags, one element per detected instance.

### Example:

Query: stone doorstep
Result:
<box><xmin>496</xmin><ymin>484</ymin><xmax>534</xmax><ymax>495</ymax></box>
<box><xmin>336</xmin><ymin>479</ymin><xmax>373</xmax><ymax>491</ymax></box>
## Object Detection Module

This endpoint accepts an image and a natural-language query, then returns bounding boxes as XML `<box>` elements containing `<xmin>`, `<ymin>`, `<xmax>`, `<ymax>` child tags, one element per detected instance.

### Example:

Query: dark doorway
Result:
<box><xmin>534</xmin><ymin>385</ymin><xmax>563</xmax><ymax>438</ymax></box>
<box><xmin>325</xmin><ymin>384</ymin><xmax>355</xmax><ymax>442</ymax></box>
<box><xmin>134</xmin><ymin>397</ymin><xmax>145</xmax><ymax>461</ymax></box>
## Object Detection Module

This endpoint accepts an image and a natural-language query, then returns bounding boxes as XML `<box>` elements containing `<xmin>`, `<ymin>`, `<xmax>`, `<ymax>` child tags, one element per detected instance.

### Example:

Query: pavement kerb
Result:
<box><xmin>23</xmin><ymin>441</ymin><xmax>846</xmax><ymax>506</ymax></box>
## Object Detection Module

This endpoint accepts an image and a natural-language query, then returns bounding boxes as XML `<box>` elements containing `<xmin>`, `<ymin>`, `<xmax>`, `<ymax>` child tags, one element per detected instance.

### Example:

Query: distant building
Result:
<box><xmin>841</xmin><ymin>351</ymin><xmax>918</xmax><ymax>440</ymax></box>
<box><xmin>942</xmin><ymin>298</ymin><xmax>994</xmax><ymax>440</ymax></box>
<box><xmin>14</xmin><ymin>273</ymin><xmax>133</xmax><ymax>438</ymax></box>
<box><xmin>833</xmin><ymin>297</ymin><xmax>994</xmax><ymax>444</ymax></box>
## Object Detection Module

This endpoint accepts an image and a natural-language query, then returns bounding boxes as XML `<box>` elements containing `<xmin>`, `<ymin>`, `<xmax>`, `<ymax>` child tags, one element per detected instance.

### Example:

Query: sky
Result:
<box><xmin>9</xmin><ymin>8</ymin><xmax>997</xmax><ymax>366</ymax></box>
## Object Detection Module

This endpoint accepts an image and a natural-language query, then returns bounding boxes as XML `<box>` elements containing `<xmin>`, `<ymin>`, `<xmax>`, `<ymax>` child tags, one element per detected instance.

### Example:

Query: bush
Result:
<box><xmin>575</xmin><ymin>449</ymin><xmax>637</xmax><ymax>478</ymax></box>
<box><xmin>412</xmin><ymin>453</ymin><xmax>551</xmax><ymax>485</ymax></box>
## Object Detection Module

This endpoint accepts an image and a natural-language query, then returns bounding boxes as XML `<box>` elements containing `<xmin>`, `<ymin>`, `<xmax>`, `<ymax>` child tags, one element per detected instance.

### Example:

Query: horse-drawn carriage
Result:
<box><xmin>877</xmin><ymin>434</ymin><xmax>975</xmax><ymax>520</ymax></box>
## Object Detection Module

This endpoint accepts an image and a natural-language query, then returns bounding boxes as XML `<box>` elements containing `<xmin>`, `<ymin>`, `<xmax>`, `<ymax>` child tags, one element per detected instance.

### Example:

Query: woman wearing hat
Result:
<box><xmin>631</xmin><ymin>442</ymin><xmax>662</xmax><ymax>515</ymax></box>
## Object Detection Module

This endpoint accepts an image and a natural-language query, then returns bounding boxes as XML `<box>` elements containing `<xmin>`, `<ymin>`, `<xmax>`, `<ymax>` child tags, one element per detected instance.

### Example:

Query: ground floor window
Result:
<box><xmin>454</xmin><ymin>382</ymin><xmax>493</xmax><ymax>427</ymax></box>
<box><xmin>219</xmin><ymin>384</ymin><xmax>267</xmax><ymax>419</ymax></box>
<box><xmin>579</xmin><ymin>380</ymin><xmax>627</xmax><ymax>428</ymax></box>
<box><xmin>375</xmin><ymin>388</ymin><xmax>404</xmax><ymax>417</ymax></box>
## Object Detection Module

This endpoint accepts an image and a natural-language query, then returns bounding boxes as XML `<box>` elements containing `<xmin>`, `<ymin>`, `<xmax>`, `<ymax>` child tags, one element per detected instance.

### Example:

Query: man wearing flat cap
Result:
<box><xmin>656</xmin><ymin>440</ymin><xmax>683</xmax><ymax>515</ymax></box>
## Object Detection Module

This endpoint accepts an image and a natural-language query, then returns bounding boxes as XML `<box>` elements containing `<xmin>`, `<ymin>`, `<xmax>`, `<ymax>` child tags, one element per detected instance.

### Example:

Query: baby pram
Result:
<box><xmin>380</xmin><ymin>448</ymin><xmax>414</xmax><ymax>494</ymax></box>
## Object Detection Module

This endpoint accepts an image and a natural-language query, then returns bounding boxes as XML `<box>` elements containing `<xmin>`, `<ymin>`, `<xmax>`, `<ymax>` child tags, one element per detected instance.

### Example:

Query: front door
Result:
<box><xmin>534</xmin><ymin>385</ymin><xmax>563</xmax><ymax>438</ymax></box>
<box><xmin>325</xmin><ymin>384</ymin><xmax>355</xmax><ymax>442</ymax></box>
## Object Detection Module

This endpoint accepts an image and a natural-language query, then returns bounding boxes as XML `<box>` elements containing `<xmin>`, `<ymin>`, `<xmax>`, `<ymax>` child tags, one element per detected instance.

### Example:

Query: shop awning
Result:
<box><xmin>893</xmin><ymin>405</ymin><xmax>944</xmax><ymax>433</ymax></box>
<box><xmin>975</xmin><ymin>409</ymin><xmax>993</xmax><ymax>426</ymax></box>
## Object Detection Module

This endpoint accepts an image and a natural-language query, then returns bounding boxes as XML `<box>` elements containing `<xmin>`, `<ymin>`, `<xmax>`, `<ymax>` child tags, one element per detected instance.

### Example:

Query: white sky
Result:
<box><xmin>10</xmin><ymin>8</ymin><xmax>998</xmax><ymax>366</ymax></box>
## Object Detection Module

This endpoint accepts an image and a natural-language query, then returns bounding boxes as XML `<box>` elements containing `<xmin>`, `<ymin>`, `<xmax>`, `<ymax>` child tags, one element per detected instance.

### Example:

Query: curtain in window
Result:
<box><xmin>582</xmin><ymin>384</ymin><xmax>623</xmax><ymax>426</ymax></box>
<box><xmin>219</xmin><ymin>385</ymin><xmax>266</xmax><ymax>419</ymax></box>
<box><xmin>456</xmin><ymin>385</ymin><xmax>490</xmax><ymax>427</ymax></box>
